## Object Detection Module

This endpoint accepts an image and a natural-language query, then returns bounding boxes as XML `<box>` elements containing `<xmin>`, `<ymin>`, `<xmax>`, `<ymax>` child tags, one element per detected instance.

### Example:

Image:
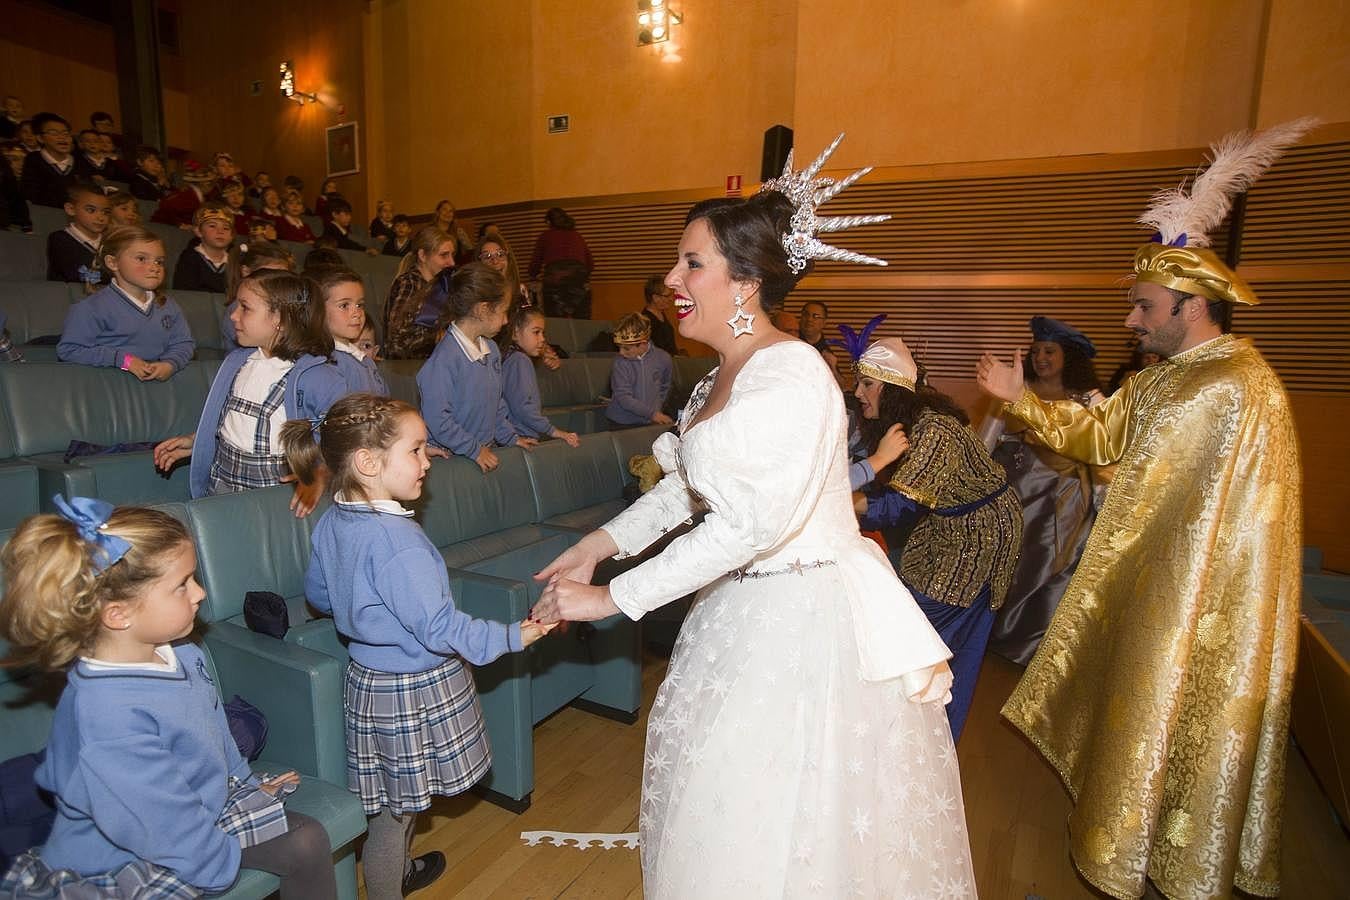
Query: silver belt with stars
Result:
<box><xmin>726</xmin><ymin>558</ymin><xmax>838</xmax><ymax>582</ymax></box>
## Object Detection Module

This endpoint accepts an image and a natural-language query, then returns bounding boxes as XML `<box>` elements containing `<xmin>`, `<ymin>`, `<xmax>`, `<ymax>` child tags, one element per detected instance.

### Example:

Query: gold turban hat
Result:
<box><xmin>855</xmin><ymin>337</ymin><xmax>917</xmax><ymax>391</ymax></box>
<box><xmin>1132</xmin><ymin>244</ymin><xmax>1259</xmax><ymax>306</ymax></box>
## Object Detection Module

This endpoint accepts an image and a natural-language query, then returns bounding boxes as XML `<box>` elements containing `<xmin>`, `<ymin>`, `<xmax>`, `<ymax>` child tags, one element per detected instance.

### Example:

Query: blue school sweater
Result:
<box><xmin>34</xmin><ymin>643</ymin><xmax>251</xmax><ymax>891</ymax></box>
<box><xmin>57</xmin><ymin>282</ymin><xmax>196</xmax><ymax>372</ymax></box>
<box><xmin>500</xmin><ymin>348</ymin><xmax>554</xmax><ymax>439</ymax></box>
<box><xmin>188</xmin><ymin>347</ymin><xmax>347</xmax><ymax>498</ymax></box>
<box><xmin>306</xmin><ymin>501</ymin><xmax>523</xmax><ymax>673</ymax></box>
<box><xmin>605</xmin><ymin>346</ymin><xmax>673</xmax><ymax>425</ymax></box>
<box><xmin>333</xmin><ymin>344</ymin><xmax>388</xmax><ymax>396</ymax></box>
<box><xmin>416</xmin><ymin>331</ymin><xmax>519</xmax><ymax>458</ymax></box>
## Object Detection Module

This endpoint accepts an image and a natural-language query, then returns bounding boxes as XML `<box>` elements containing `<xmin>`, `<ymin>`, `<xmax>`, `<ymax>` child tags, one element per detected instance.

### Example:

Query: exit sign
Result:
<box><xmin>547</xmin><ymin>114</ymin><xmax>570</xmax><ymax>134</ymax></box>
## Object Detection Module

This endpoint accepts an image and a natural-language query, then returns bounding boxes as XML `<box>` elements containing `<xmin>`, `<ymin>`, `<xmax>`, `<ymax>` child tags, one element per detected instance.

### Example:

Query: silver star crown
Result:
<box><xmin>760</xmin><ymin>133</ymin><xmax>891</xmax><ymax>274</ymax></box>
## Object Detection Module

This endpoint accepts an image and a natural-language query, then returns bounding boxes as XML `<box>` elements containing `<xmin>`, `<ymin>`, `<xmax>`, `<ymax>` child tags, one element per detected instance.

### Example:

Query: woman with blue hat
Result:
<box><xmin>986</xmin><ymin>315</ymin><xmax>1105</xmax><ymax>665</ymax></box>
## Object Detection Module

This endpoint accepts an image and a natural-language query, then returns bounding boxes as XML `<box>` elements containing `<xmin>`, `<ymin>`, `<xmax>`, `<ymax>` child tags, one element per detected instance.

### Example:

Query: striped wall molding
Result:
<box><xmin>465</xmin><ymin>124</ymin><xmax>1350</xmax><ymax>393</ymax></box>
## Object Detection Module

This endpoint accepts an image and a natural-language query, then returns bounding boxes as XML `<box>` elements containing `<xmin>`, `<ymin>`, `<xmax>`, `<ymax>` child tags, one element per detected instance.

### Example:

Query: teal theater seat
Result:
<box><xmin>0</xmin><ymin>361</ymin><xmax>218</xmax><ymax>507</ymax></box>
<box><xmin>0</xmin><ymin>232</ymin><xmax>46</xmax><ymax>281</ymax></box>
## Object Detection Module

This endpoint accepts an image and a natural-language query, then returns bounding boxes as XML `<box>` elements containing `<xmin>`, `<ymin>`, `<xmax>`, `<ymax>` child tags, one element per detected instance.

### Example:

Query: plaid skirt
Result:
<box><xmin>207</xmin><ymin>440</ymin><xmax>287</xmax><ymax>494</ymax></box>
<box><xmin>0</xmin><ymin>852</ymin><xmax>199</xmax><ymax>900</ymax></box>
<box><xmin>345</xmin><ymin>657</ymin><xmax>492</xmax><ymax>816</ymax></box>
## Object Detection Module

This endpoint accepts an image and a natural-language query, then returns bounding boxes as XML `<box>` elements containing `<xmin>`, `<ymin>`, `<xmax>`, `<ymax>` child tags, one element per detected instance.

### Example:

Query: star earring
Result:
<box><xmin>726</xmin><ymin>291</ymin><xmax>755</xmax><ymax>338</ymax></box>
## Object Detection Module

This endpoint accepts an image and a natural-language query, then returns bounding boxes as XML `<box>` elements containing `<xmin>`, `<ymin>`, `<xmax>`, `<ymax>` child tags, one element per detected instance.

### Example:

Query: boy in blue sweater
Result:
<box><xmin>57</xmin><ymin>225</ymin><xmax>196</xmax><ymax>379</ymax></box>
<box><xmin>604</xmin><ymin>312</ymin><xmax>674</xmax><ymax>429</ymax></box>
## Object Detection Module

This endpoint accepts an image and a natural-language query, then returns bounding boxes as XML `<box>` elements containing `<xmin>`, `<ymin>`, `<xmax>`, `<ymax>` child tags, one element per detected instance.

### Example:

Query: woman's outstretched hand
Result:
<box><xmin>531</xmin><ymin>576</ymin><xmax>620</xmax><ymax>624</ymax></box>
<box><xmin>534</xmin><ymin>530</ymin><xmax>618</xmax><ymax>588</ymax></box>
<box><xmin>976</xmin><ymin>349</ymin><xmax>1026</xmax><ymax>403</ymax></box>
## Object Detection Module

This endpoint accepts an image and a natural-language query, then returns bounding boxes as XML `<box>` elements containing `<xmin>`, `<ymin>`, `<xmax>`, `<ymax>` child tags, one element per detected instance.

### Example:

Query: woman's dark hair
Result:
<box><xmin>281</xmin><ymin>393</ymin><xmax>418</xmax><ymax>498</ymax></box>
<box><xmin>545</xmin><ymin>207</ymin><xmax>575</xmax><ymax>229</ymax></box>
<box><xmin>1023</xmin><ymin>341</ymin><xmax>1103</xmax><ymax>394</ymax></box>
<box><xmin>240</xmin><ymin>269</ymin><xmax>334</xmax><ymax>361</ymax></box>
<box><xmin>858</xmin><ymin>381</ymin><xmax>969</xmax><ymax>484</ymax></box>
<box><xmin>685</xmin><ymin>192</ymin><xmax>808</xmax><ymax>314</ymax></box>
<box><xmin>438</xmin><ymin>262</ymin><xmax>507</xmax><ymax>322</ymax></box>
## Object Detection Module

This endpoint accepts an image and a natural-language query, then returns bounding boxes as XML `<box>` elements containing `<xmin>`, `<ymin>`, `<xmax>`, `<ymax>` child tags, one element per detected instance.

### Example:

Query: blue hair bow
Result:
<box><xmin>51</xmin><ymin>495</ymin><xmax>132</xmax><ymax>574</ymax></box>
<box><xmin>310</xmin><ymin>415</ymin><xmax>325</xmax><ymax>440</ymax></box>
<box><xmin>826</xmin><ymin>314</ymin><xmax>888</xmax><ymax>361</ymax></box>
<box><xmin>76</xmin><ymin>265</ymin><xmax>102</xmax><ymax>286</ymax></box>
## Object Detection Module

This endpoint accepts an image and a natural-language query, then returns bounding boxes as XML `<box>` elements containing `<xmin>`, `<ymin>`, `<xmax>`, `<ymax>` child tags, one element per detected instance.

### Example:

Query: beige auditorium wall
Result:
<box><xmin>365</xmin><ymin>0</ymin><xmax>798</xmax><ymax>212</ymax></box>
<box><xmin>1256</xmin><ymin>0</ymin><xmax>1350</xmax><ymax>125</ymax></box>
<box><xmin>0</xmin><ymin>0</ymin><xmax>190</xmax><ymax>148</ymax></box>
<box><xmin>790</xmin><ymin>0</ymin><xmax>1270</xmax><ymax>174</ymax></box>
<box><xmin>177</xmin><ymin>0</ymin><xmax>370</xmax><ymax>218</ymax></box>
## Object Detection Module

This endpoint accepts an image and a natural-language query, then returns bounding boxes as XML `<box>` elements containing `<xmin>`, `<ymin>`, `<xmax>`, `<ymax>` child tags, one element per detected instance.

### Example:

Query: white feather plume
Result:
<box><xmin>1137</xmin><ymin>117</ymin><xmax>1320</xmax><ymax>247</ymax></box>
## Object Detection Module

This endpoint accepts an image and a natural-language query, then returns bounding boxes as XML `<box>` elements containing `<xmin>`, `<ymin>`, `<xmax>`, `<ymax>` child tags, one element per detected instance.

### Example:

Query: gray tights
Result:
<box><xmin>363</xmin><ymin>807</ymin><xmax>416</xmax><ymax>900</ymax></box>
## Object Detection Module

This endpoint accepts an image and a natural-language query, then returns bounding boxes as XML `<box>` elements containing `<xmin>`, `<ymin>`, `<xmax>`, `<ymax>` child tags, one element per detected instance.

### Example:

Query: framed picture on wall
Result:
<box><xmin>326</xmin><ymin>122</ymin><xmax>360</xmax><ymax>177</ymax></box>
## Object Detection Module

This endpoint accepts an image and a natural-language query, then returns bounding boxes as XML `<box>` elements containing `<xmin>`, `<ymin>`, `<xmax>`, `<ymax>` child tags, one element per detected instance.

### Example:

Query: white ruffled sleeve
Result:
<box><xmin>600</xmin><ymin>431</ymin><xmax>702</xmax><ymax>558</ymax></box>
<box><xmin>605</xmin><ymin>346</ymin><xmax>839</xmax><ymax>619</ymax></box>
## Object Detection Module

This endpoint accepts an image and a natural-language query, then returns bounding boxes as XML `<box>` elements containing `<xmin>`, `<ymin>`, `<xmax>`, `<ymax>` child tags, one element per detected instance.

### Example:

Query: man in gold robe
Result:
<box><xmin>976</xmin><ymin>241</ymin><xmax>1304</xmax><ymax>895</ymax></box>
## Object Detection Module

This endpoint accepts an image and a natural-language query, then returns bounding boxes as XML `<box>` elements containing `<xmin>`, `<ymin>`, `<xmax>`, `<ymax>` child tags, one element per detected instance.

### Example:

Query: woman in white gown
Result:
<box><xmin>530</xmin><ymin>144</ymin><xmax>976</xmax><ymax>898</ymax></box>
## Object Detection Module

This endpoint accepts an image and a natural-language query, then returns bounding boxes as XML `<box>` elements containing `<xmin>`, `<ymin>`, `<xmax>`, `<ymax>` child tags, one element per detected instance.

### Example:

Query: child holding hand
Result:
<box><xmin>281</xmin><ymin>394</ymin><xmax>553</xmax><ymax>899</ymax></box>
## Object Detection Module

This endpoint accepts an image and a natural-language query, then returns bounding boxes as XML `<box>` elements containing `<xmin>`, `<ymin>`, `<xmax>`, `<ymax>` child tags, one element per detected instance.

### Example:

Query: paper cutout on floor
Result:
<box><xmin>520</xmin><ymin>830</ymin><xmax>640</xmax><ymax>850</ymax></box>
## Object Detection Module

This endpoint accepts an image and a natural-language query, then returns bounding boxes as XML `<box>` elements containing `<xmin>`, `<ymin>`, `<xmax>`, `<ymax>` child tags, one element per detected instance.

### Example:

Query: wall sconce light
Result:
<box><xmin>637</xmin><ymin>0</ymin><xmax>682</xmax><ymax>46</ymax></box>
<box><xmin>279</xmin><ymin>61</ymin><xmax>317</xmax><ymax>105</ymax></box>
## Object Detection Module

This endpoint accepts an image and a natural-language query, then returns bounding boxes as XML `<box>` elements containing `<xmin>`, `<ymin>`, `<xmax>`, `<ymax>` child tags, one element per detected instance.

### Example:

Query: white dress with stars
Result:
<box><xmin>601</xmin><ymin>341</ymin><xmax>976</xmax><ymax>898</ymax></box>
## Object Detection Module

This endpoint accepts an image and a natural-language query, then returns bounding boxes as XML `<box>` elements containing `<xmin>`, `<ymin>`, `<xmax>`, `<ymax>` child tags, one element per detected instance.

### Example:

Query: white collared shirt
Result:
<box><xmin>40</xmin><ymin>148</ymin><xmax>73</xmax><ymax>174</ymax></box>
<box><xmin>220</xmin><ymin>350</ymin><xmax>295</xmax><ymax>452</ymax></box>
<box><xmin>334</xmin><ymin>337</ymin><xmax>365</xmax><ymax>361</ymax></box>
<box><xmin>110</xmin><ymin>279</ymin><xmax>155</xmax><ymax>314</ymax></box>
<box><xmin>82</xmin><ymin>644</ymin><xmax>179</xmax><ymax>673</ymax></box>
<box><xmin>194</xmin><ymin>244</ymin><xmax>228</xmax><ymax>271</ymax></box>
<box><xmin>450</xmin><ymin>323</ymin><xmax>491</xmax><ymax>362</ymax></box>
<box><xmin>65</xmin><ymin>223</ymin><xmax>100</xmax><ymax>253</ymax></box>
<box><xmin>335</xmin><ymin>493</ymin><xmax>415</xmax><ymax>517</ymax></box>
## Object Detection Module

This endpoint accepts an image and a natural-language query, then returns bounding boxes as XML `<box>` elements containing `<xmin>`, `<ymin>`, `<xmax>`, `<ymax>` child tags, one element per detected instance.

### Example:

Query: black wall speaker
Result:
<box><xmin>761</xmin><ymin>125</ymin><xmax>794</xmax><ymax>182</ymax></box>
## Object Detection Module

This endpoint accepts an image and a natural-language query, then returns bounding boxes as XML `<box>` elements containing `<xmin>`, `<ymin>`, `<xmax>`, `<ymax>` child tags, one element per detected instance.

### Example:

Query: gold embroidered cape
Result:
<box><xmin>1000</xmin><ymin>335</ymin><xmax>1302</xmax><ymax>899</ymax></box>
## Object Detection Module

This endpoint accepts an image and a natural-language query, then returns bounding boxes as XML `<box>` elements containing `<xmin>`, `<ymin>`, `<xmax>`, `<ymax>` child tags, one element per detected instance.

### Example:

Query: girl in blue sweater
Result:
<box><xmin>499</xmin><ymin>305</ymin><xmax>581</xmax><ymax>447</ymax></box>
<box><xmin>57</xmin><ymin>225</ymin><xmax>196</xmax><ymax>379</ymax></box>
<box><xmin>0</xmin><ymin>498</ymin><xmax>335</xmax><ymax>898</ymax></box>
<box><xmin>280</xmin><ymin>394</ymin><xmax>552</xmax><ymax>899</ymax></box>
<box><xmin>313</xmin><ymin>266</ymin><xmax>389</xmax><ymax>397</ymax></box>
<box><xmin>152</xmin><ymin>270</ymin><xmax>345</xmax><ymax>516</ymax></box>
<box><xmin>416</xmin><ymin>263</ymin><xmax>537</xmax><ymax>472</ymax></box>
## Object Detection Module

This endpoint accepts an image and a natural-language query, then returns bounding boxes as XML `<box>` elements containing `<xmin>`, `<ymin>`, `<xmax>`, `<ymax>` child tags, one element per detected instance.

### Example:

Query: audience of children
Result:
<box><xmin>258</xmin><ymin>185</ymin><xmax>285</xmax><ymax>219</ymax></box>
<box><xmin>46</xmin><ymin>181</ymin><xmax>109</xmax><ymax>285</ymax></box>
<box><xmin>279</xmin><ymin>393</ymin><xmax>551</xmax><ymax>898</ymax></box>
<box><xmin>313</xmin><ymin>265</ymin><xmax>388</xmax><ymax>397</ymax></box>
<box><xmin>383</xmin><ymin>227</ymin><xmax>456</xmax><ymax>359</ymax></box>
<box><xmin>57</xmin><ymin>225</ymin><xmax>195</xmax><ymax>379</ymax></box>
<box><xmin>20</xmin><ymin>112</ymin><xmax>77</xmax><ymax>208</ymax></box>
<box><xmin>73</xmin><ymin>128</ymin><xmax>115</xmax><ymax>184</ymax></box>
<box><xmin>151</xmin><ymin>161</ymin><xmax>216</xmax><ymax>228</ymax></box>
<box><xmin>107</xmin><ymin>189</ymin><xmax>141</xmax><ymax>227</ymax></box>
<box><xmin>604</xmin><ymin>312</ymin><xmax>673</xmax><ymax>429</ymax></box>
<box><xmin>321</xmin><ymin>198</ymin><xmax>377</xmax><ymax>254</ymax></box>
<box><xmin>499</xmin><ymin>305</ymin><xmax>581</xmax><ymax>447</ymax></box>
<box><xmin>382</xmin><ymin>214</ymin><xmax>412</xmax><ymax>257</ymax></box>
<box><xmin>275</xmin><ymin>190</ymin><xmax>317</xmax><ymax>244</ymax></box>
<box><xmin>152</xmin><ymin>270</ymin><xmax>344</xmax><ymax>515</ymax></box>
<box><xmin>173</xmin><ymin>202</ymin><xmax>234</xmax><ymax>293</ymax></box>
<box><xmin>369</xmin><ymin>199</ymin><xmax>396</xmax><ymax>241</ymax></box>
<box><xmin>221</xmin><ymin>241</ymin><xmax>297</xmax><ymax>349</ymax></box>
<box><xmin>221</xmin><ymin>180</ymin><xmax>252</xmax><ymax>235</ymax></box>
<box><xmin>416</xmin><ymin>264</ymin><xmax>535</xmax><ymax>471</ymax></box>
<box><xmin>0</xmin><ymin>499</ymin><xmax>338</xmax><ymax>899</ymax></box>
<box><xmin>129</xmin><ymin>147</ymin><xmax>172</xmax><ymax>200</ymax></box>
